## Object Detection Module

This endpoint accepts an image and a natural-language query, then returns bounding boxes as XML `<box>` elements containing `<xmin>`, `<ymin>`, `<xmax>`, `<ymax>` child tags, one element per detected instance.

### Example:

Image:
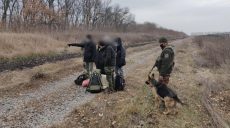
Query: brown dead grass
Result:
<box><xmin>193</xmin><ymin>35</ymin><xmax>230</xmax><ymax>67</ymax></box>
<box><xmin>193</xmin><ymin>35</ymin><xmax>230</xmax><ymax>128</ymax></box>
<box><xmin>0</xmin><ymin>33</ymin><xmax>67</xmax><ymax>58</ymax></box>
<box><xmin>0</xmin><ymin>32</ymin><xmax>154</xmax><ymax>58</ymax></box>
<box><xmin>0</xmin><ymin>30</ymin><xmax>185</xmax><ymax>59</ymax></box>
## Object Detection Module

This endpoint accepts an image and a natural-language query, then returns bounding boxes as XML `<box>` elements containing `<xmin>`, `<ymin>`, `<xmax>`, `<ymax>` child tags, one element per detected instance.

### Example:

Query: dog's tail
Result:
<box><xmin>174</xmin><ymin>96</ymin><xmax>187</xmax><ymax>106</ymax></box>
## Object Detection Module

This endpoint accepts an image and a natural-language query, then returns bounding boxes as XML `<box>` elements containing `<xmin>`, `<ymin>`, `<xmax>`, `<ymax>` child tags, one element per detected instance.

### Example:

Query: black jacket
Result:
<box><xmin>95</xmin><ymin>46</ymin><xmax>104</xmax><ymax>72</ymax></box>
<box><xmin>116</xmin><ymin>42</ymin><xmax>126</xmax><ymax>67</ymax></box>
<box><xmin>95</xmin><ymin>44</ymin><xmax>116</xmax><ymax>68</ymax></box>
<box><xmin>69</xmin><ymin>40</ymin><xmax>96</xmax><ymax>62</ymax></box>
<box><xmin>104</xmin><ymin>45</ymin><xmax>116</xmax><ymax>67</ymax></box>
<box><xmin>154</xmin><ymin>46</ymin><xmax>175</xmax><ymax>76</ymax></box>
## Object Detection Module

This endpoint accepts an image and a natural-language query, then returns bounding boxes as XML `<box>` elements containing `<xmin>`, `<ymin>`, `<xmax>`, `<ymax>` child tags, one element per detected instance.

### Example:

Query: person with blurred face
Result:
<box><xmin>96</xmin><ymin>37</ymin><xmax>116</xmax><ymax>93</ymax></box>
<box><xmin>114</xmin><ymin>37</ymin><xmax>126</xmax><ymax>79</ymax></box>
<box><xmin>155</xmin><ymin>37</ymin><xmax>175</xmax><ymax>85</ymax></box>
<box><xmin>68</xmin><ymin>34</ymin><xmax>96</xmax><ymax>76</ymax></box>
<box><xmin>154</xmin><ymin>37</ymin><xmax>175</xmax><ymax>110</ymax></box>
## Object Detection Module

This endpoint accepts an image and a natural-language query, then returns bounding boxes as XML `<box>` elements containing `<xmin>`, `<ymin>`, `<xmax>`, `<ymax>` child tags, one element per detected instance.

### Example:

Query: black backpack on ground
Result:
<box><xmin>115</xmin><ymin>75</ymin><xmax>125</xmax><ymax>91</ymax></box>
<box><xmin>86</xmin><ymin>71</ymin><xmax>103</xmax><ymax>93</ymax></box>
<box><xmin>75</xmin><ymin>73</ymin><xmax>88</xmax><ymax>85</ymax></box>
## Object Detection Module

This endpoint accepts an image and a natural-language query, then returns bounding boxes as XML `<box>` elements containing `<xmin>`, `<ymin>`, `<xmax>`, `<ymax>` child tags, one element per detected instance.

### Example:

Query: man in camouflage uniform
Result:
<box><xmin>97</xmin><ymin>38</ymin><xmax>116</xmax><ymax>93</ymax></box>
<box><xmin>154</xmin><ymin>37</ymin><xmax>175</xmax><ymax>85</ymax></box>
<box><xmin>154</xmin><ymin>37</ymin><xmax>175</xmax><ymax>110</ymax></box>
<box><xmin>68</xmin><ymin>35</ymin><xmax>96</xmax><ymax>76</ymax></box>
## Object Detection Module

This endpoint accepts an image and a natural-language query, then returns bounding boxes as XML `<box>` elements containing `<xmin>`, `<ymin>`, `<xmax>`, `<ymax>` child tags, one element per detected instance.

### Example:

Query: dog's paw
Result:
<box><xmin>163</xmin><ymin>110</ymin><xmax>178</xmax><ymax>115</ymax></box>
<box><xmin>163</xmin><ymin>111</ymin><xmax>170</xmax><ymax>115</ymax></box>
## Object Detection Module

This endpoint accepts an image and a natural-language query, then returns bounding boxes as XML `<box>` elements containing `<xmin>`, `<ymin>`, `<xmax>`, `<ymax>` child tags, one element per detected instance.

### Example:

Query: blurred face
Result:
<box><xmin>160</xmin><ymin>42</ymin><xmax>167</xmax><ymax>49</ymax></box>
<box><xmin>98</xmin><ymin>41</ymin><xmax>105</xmax><ymax>46</ymax></box>
<box><xmin>113</xmin><ymin>41</ymin><xmax>118</xmax><ymax>47</ymax></box>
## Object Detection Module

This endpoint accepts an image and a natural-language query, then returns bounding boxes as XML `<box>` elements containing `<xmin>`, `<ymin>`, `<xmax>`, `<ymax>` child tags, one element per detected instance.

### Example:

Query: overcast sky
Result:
<box><xmin>112</xmin><ymin>0</ymin><xmax>230</xmax><ymax>34</ymax></box>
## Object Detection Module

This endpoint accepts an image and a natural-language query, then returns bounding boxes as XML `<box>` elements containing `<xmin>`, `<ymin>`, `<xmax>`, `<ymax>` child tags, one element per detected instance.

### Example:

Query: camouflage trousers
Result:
<box><xmin>104</xmin><ymin>66</ymin><xmax>115</xmax><ymax>91</ymax></box>
<box><xmin>158</xmin><ymin>75</ymin><xmax>170</xmax><ymax>85</ymax></box>
<box><xmin>84</xmin><ymin>62</ymin><xmax>93</xmax><ymax>76</ymax></box>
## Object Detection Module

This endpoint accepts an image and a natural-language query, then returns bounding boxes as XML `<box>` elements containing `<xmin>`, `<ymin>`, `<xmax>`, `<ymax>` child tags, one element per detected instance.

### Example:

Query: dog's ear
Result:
<box><xmin>151</xmin><ymin>73</ymin><xmax>155</xmax><ymax>78</ymax></box>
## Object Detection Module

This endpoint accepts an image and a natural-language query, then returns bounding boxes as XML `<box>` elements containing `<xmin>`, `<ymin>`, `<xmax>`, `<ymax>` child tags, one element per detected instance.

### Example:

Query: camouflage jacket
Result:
<box><xmin>155</xmin><ymin>46</ymin><xmax>175</xmax><ymax>76</ymax></box>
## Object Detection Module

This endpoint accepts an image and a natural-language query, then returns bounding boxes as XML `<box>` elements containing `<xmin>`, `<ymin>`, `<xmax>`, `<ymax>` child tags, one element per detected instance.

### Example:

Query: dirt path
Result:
<box><xmin>0</xmin><ymin>73</ymin><xmax>94</xmax><ymax>128</ymax></box>
<box><xmin>0</xmin><ymin>43</ymin><xmax>158</xmax><ymax>128</ymax></box>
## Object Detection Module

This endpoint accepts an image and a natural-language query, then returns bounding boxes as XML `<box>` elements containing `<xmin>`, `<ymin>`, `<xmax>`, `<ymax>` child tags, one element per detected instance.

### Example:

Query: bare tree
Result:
<box><xmin>1</xmin><ymin>0</ymin><xmax>10</xmax><ymax>27</ymax></box>
<box><xmin>0</xmin><ymin>0</ymin><xmax>135</xmax><ymax>31</ymax></box>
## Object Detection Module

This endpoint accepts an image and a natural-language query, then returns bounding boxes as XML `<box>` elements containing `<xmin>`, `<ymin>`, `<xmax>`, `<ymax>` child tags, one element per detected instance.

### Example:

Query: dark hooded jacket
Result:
<box><xmin>116</xmin><ymin>39</ymin><xmax>126</xmax><ymax>67</ymax></box>
<box><xmin>95</xmin><ymin>46</ymin><xmax>104</xmax><ymax>72</ymax></box>
<box><xmin>95</xmin><ymin>42</ymin><xmax>116</xmax><ymax>70</ymax></box>
<box><xmin>69</xmin><ymin>39</ymin><xmax>96</xmax><ymax>62</ymax></box>
<box><xmin>101</xmin><ymin>44</ymin><xmax>116</xmax><ymax>67</ymax></box>
<box><xmin>155</xmin><ymin>46</ymin><xmax>175</xmax><ymax>76</ymax></box>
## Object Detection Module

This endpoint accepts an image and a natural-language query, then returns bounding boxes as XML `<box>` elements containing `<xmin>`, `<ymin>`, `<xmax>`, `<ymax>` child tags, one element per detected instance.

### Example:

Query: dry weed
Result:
<box><xmin>193</xmin><ymin>35</ymin><xmax>230</xmax><ymax>67</ymax></box>
<box><xmin>0</xmin><ymin>31</ymin><xmax>185</xmax><ymax>59</ymax></box>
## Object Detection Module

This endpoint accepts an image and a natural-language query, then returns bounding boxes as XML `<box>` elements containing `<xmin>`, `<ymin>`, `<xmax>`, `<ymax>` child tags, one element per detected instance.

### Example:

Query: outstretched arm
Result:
<box><xmin>68</xmin><ymin>42</ymin><xmax>85</xmax><ymax>47</ymax></box>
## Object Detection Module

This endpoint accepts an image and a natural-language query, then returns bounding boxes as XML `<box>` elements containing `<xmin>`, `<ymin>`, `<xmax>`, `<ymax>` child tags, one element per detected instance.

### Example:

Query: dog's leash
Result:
<box><xmin>148</xmin><ymin>65</ymin><xmax>156</xmax><ymax>76</ymax></box>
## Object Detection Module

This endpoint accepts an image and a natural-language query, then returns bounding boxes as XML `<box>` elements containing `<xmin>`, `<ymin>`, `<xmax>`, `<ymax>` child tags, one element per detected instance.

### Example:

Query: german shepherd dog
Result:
<box><xmin>145</xmin><ymin>73</ymin><xmax>185</xmax><ymax>115</ymax></box>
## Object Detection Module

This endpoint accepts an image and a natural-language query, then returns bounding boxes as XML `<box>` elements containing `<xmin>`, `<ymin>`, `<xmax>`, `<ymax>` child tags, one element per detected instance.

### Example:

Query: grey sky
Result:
<box><xmin>112</xmin><ymin>0</ymin><xmax>230</xmax><ymax>34</ymax></box>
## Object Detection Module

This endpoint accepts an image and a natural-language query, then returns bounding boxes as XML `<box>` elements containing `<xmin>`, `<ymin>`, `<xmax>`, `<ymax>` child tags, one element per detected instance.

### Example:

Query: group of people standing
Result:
<box><xmin>68</xmin><ymin>34</ymin><xmax>175</xmax><ymax>106</ymax></box>
<box><xmin>68</xmin><ymin>34</ymin><xmax>126</xmax><ymax>93</ymax></box>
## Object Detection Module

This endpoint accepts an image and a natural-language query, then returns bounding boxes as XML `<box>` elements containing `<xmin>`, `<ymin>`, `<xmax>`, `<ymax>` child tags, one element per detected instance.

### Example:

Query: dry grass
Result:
<box><xmin>0</xmin><ymin>30</ymin><xmax>185</xmax><ymax>59</ymax></box>
<box><xmin>193</xmin><ymin>35</ymin><xmax>230</xmax><ymax>127</ymax></box>
<box><xmin>0</xmin><ymin>33</ymin><xmax>67</xmax><ymax>58</ymax></box>
<box><xmin>193</xmin><ymin>35</ymin><xmax>230</xmax><ymax>67</ymax></box>
<box><xmin>0</xmin><ymin>32</ymin><xmax>153</xmax><ymax>58</ymax></box>
<box><xmin>52</xmin><ymin>30</ymin><xmax>185</xmax><ymax>44</ymax></box>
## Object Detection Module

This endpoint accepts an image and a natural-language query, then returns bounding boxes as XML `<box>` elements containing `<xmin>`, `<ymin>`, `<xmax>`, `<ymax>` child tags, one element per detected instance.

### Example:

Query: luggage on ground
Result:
<box><xmin>115</xmin><ymin>75</ymin><xmax>125</xmax><ymax>91</ymax></box>
<box><xmin>86</xmin><ymin>71</ymin><xmax>103</xmax><ymax>93</ymax></box>
<box><xmin>75</xmin><ymin>73</ymin><xmax>88</xmax><ymax>85</ymax></box>
<box><xmin>82</xmin><ymin>79</ymin><xmax>90</xmax><ymax>87</ymax></box>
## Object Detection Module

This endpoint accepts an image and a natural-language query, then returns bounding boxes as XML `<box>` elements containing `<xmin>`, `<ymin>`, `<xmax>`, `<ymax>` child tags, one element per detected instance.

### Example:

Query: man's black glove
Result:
<box><xmin>145</xmin><ymin>81</ymin><xmax>150</xmax><ymax>85</ymax></box>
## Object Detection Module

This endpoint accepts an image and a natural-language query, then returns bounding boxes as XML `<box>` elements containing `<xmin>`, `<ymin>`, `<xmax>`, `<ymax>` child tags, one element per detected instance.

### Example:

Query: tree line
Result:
<box><xmin>0</xmin><ymin>0</ymin><xmax>135</xmax><ymax>32</ymax></box>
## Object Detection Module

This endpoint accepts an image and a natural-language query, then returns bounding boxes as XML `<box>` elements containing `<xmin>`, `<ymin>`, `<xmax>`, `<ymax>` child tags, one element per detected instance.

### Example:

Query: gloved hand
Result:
<box><xmin>159</xmin><ymin>75</ymin><xmax>163</xmax><ymax>81</ymax></box>
<box><xmin>145</xmin><ymin>81</ymin><xmax>150</xmax><ymax>85</ymax></box>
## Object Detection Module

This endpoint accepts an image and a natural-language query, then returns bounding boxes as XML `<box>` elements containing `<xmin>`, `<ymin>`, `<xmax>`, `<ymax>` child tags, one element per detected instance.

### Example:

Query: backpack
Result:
<box><xmin>115</xmin><ymin>75</ymin><xmax>125</xmax><ymax>91</ymax></box>
<box><xmin>86</xmin><ymin>71</ymin><xmax>103</xmax><ymax>93</ymax></box>
<box><xmin>75</xmin><ymin>73</ymin><xmax>88</xmax><ymax>85</ymax></box>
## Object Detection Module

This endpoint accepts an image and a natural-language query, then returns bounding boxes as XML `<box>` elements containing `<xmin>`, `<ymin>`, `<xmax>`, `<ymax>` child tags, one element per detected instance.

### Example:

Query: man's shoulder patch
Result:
<box><xmin>164</xmin><ymin>53</ymin><xmax>169</xmax><ymax>58</ymax></box>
